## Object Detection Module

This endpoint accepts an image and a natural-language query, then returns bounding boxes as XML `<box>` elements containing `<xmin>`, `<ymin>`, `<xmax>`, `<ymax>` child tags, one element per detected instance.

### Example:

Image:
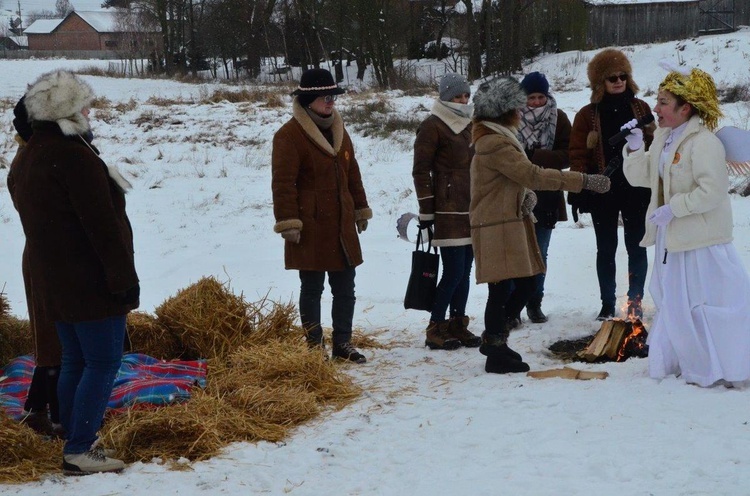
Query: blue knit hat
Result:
<box><xmin>520</xmin><ymin>72</ymin><xmax>550</xmax><ymax>96</ymax></box>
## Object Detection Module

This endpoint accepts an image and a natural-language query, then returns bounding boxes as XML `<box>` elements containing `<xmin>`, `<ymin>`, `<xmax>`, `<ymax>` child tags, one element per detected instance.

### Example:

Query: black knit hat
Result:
<box><xmin>291</xmin><ymin>68</ymin><xmax>345</xmax><ymax>97</ymax></box>
<box><xmin>12</xmin><ymin>96</ymin><xmax>33</xmax><ymax>142</ymax></box>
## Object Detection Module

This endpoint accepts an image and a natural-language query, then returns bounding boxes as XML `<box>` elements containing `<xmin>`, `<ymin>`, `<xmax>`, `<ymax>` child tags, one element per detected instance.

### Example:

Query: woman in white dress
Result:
<box><xmin>622</xmin><ymin>67</ymin><xmax>750</xmax><ymax>387</ymax></box>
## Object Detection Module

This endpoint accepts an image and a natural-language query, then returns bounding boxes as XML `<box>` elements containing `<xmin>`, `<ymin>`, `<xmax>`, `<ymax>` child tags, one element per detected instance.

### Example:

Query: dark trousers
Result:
<box><xmin>299</xmin><ymin>267</ymin><xmax>356</xmax><ymax>346</ymax></box>
<box><xmin>531</xmin><ymin>225</ymin><xmax>553</xmax><ymax>302</ymax></box>
<box><xmin>24</xmin><ymin>365</ymin><xmax>61</xmax><ymax>423</ymax></box>
<box><xmin>56</xmin><ymin>315</ymin><xmax>126</xmax><ymax>455</ymax></box>
<box><xmin>590</xmin><ymin>185</ymin><xmax>649</xmax><ymax>307</ymax></box>
<box><xmin>430</xmin><ymin>245</ymin><xmax>474</xmax><ymax>323</ymax></box>
<box><xmin>485</xmin><ymin>276</ymin><xmax>536</xmax><ymax>338</ymax></box>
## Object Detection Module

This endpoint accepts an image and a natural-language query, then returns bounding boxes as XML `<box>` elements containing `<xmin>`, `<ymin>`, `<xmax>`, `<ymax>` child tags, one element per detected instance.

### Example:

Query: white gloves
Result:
<box><xmin>620</xmin><ymin>118</ymin><xmax>643</xmax><ymax>151</ymax></box>
<box><xmin>648</xmin><ymin>205</ymin><xmax>674</xmax><ymax>228</ymax></box>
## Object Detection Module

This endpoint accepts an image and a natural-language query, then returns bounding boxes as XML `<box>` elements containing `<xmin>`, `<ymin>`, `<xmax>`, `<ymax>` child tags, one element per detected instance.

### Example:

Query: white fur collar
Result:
<box><xmin>431</xmin><ymin>99</ymin><xmax>472</xmax><ymax>134</ymax></box>
<box><xmin>479</xmin><ymin>120</ymin><xmax>525</xmax><ymax>153</ymax></box>
<box><xmin>292</xmin><ymin>99</ymin><xmax>343</xmax><ymax>155</ymax></box>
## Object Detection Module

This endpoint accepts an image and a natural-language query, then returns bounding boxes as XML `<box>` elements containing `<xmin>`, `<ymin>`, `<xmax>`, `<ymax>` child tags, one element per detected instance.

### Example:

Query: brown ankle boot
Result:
<box><xmin>447</xmin><ymin>316</ymin><xmax>481</xmax><ymax>347</ymax></box>
<box><xmin>425</xmin><ymin>320</ymin><xmax>461</xmax><ymax>350</ymax></box>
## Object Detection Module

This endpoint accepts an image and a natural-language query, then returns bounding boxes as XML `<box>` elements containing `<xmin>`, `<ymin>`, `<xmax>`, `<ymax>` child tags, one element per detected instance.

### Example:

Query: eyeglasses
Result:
<box><xmin>322</xmin><ymin>95</ymin><xmax>338</xmax><ymax>103</ymax></box>
<box><xmin>605</xmin><ymin>74</ymin><xmax>628</xmax><ymax>83</ymax></box>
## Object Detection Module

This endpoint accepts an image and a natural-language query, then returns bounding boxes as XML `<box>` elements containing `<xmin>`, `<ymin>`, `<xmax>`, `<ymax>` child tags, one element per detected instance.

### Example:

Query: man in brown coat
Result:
<box><xmin>272</xmin><ymin>68</ymin><xmax>372</xmax><ymax>364</ymax></box>
<box><xmin>9</xmin><ymin>70</ymin><xmax>138</xmax><ymax>475</ymax></box>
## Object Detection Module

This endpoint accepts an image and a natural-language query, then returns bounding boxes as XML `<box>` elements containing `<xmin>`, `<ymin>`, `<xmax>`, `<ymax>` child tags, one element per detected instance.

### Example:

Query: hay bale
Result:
<box><xmin>0</xmin><ymin>414</ymin><xmax>61</xmax><ymax>483</ymax></box>
<box><xmin>0</xmin><ymin>316</ymin><xmax>33</xmax><ymax>366</ymax></box>
<box><xmin>127</xmin><ymin>311</ymin><xmax>183</xmax><ymax>360</ymax></box>
<box><xmin>222</xmin><ymin>384</ymin><xmax>320</xmax><ymax>427</ymax></box>
<box><xmin>216</xmin><ymin>342</ymin><xmax>361</xmax><ymax>407</ymax></box>
<box><xmin>155</xmin><ymin>277</ymin><xmax>253</xmax><ymax>359</ymax></box>
<box><xmin>245</xmin><ymin>299</ymin><xmax>304</xmax><ymax>345</ymax></box>
<box><xmin>101</xmin><ymin>393</ymin><xmax>227</xmax><ymax>462</ymax></box>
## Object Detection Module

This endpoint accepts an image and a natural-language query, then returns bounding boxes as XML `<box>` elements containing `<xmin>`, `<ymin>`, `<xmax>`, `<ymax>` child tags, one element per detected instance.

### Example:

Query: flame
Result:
<box><xmin>617</xmin><ymin>320</ymin><xmax>647</xmax><ymax>362</ymax></box>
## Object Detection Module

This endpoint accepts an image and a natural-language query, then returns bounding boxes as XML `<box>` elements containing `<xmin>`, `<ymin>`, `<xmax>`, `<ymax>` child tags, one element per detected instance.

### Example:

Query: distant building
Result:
<box><xmin>25</xmin><ymin>10</ymin><xmax>159</xmax><ymax>53</ymax></box>
<box><xmin>0</xmin><ymin>35</ymin><xmax>28</xmax><ymax>50</ymax></box>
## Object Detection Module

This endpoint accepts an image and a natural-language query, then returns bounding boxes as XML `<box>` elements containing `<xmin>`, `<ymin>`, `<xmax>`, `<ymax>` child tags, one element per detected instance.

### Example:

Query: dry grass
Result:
<box><xmin>0</xmin><ymin>292</ymin><xmax>33</xmax><ymax>365</ymax></box>
<box><xmin>0</xmin><ymin>415</ymin><xmax>62</xmax><ymax>482</ymax></box>
<box><xmin>0</xmin><ymin>277</ymin><xmax>386</xmax><ymax>482</ymax></box>
<box><xmin>155</xmin><ymin>276</ymin><xmax>255</xmax><ymax>360</ymax></box>
<box><xmin>202</xmin><ymin>88</ymin><xmax>286</xmax><ymax>107</ymax></box>
<box><xmin>127</xmin><ymin>311</ymin><xmax>183</xmax><ymax>359</ymax></box>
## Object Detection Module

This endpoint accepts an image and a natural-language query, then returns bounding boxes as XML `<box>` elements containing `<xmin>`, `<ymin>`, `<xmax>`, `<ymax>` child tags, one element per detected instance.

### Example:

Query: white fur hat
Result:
<box><xmin>472</xmin><ymin>76</ymin><xmax>526</xmax><ymax>120</ymax></box>
<box><xmin>24</xmin><ymin>70</ymin><xmax>94</xmax><ymax>136</ymax></box>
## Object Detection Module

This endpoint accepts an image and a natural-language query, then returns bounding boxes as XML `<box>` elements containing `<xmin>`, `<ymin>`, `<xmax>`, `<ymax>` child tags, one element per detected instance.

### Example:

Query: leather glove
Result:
<box><xmin>648</xmin><ymin>204</ymin><xmax>674</xmax><ymax>228</ymax></box>
<box><xmin>582</xmin><ymin>174</ymin><xmax>611</xmax><ymax>194</ymax></box>
<box><xmin>356</xmin><ymin>219</ymin><xmax>368</xmax><ymax>234</ymax></box>
<box><xmin>620</xmin><ymin>119</ymin><xmax>644</xmax><ymax>151</ymax></box>
<box><xmin>113</xmin><ymin>283</ymin><xmax>140</xmax><ymax>306</ymax></box>
<box><xmin>417</xmin><ymin>219</ymin><xmax>434</xmax><ymax>230</ymax></box>
<box><xmin>281</xmin><ymin>228</ymin><xmax>301</xmax><ymax>244</ymax></box>
<box><xmin>521</xmin><ymin>190</ymin><xmax>537</xmax><ymax>216</ymax></box>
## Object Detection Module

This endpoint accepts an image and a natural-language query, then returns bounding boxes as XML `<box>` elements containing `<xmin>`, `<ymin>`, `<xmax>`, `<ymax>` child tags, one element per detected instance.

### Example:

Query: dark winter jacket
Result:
<box><xmin>8</xmin><ymin>122</ymin><xmax>139</xmax><ymax>324</ymax></box>
<box><xmin>272</xmin><ymin>100</ymin><xmax>371</xmax><ymax>271</ymax></box>
<box><xmin>526</xmin><ymin>109</ymin><xmax>572</xmax><ymax>228</ymax></box>
<box><xmin>412</xmin><ymin>103</ymin><xmax>473</xmax><ymax>247</ymax></box>
<box><xmin>8</xmin><ymin>139</ymin><xmax>61</xmax><ymax>366</ymax></box>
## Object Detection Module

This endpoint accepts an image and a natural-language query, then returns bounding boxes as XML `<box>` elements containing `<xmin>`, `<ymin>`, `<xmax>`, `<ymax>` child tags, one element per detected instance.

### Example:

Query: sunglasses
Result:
<box><xmin>605</xmin><ymin>74</ymin><xmax>628</xmax><ymax>83</ymax></box>
<box><xmin>322</xmin><ymin>95</ymin><xmax>338</xmax><ymax>103</ymax></box>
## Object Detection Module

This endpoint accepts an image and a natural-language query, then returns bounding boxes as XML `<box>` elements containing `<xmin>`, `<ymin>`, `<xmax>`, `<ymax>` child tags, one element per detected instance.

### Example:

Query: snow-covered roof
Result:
<box><xmin>23</xmin><ymin>18</ymin><xmax>63</xmax><ymax>34</ymax></box>
<box><xmin>8</xmin><ymin>36</ymin><xmax>28</xmax><ymax>47</ymax></box>
<box><xmin>74</xmin><ymin>11</ymin><xmax>120</xmax><ymax>33</ymax></box>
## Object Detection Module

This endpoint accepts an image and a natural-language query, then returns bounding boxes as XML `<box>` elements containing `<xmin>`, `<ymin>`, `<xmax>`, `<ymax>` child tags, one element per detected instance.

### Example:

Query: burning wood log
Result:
<box><xmin>578</xmin><ymin>319</ymin><xmax>648</xmax><ymax>363</ymax></box>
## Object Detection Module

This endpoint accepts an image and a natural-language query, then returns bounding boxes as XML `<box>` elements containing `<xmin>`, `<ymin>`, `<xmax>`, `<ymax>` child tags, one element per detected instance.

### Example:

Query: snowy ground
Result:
<box><xmin>1</xmin><ymin>29</ymin><xmax>750</xmax><ymax>495</ymax></box>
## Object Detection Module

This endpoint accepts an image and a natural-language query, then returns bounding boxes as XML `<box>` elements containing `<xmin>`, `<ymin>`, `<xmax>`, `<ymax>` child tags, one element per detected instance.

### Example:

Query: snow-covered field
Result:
<box><xmin>2</xmin><ymin>29</ymin><xmax>750</xmax><ymax>495</ymax></box>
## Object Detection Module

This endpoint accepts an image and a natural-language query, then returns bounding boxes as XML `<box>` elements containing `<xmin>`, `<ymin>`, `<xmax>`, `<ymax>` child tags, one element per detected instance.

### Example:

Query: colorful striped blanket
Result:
<box><xmin>0</xmin><ymin>354</ymin><xmax>207</xmax><ymax>420</ymax></box>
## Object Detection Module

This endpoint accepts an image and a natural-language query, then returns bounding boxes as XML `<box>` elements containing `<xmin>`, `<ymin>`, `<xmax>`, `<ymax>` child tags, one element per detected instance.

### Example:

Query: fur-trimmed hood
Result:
<box><xmin>587</xmin><ymin>48</ymin><xmax>640</xmax><ymax>104</ymax></box>
<box><xmin>24</xmin><ymin>70</ymin><xmax>94</xmax><ymax>136</ymax></box>
<box><xmin>473</xmin><ymin>77</ymin><xmax>527</xmax><ymax>120</ymax></box>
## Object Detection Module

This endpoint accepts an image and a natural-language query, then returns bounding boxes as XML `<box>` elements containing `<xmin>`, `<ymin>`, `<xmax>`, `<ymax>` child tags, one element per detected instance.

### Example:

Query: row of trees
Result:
<box><xmin>101</xmin><ymin>0</ymin><xmax>554</xmax><ymax>85</ymax></box>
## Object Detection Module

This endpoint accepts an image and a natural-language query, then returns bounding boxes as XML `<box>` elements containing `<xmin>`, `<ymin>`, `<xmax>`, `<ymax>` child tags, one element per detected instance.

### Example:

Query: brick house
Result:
<box><xmin>25</xmin><ymin>10</ymin><xmax>159</xmax><ymax>53</ymax></box>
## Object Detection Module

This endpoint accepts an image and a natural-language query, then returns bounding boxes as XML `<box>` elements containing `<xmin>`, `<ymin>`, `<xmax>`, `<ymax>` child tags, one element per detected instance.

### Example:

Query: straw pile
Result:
<box><xmin>1</xmin><ymin>276</ymin><xmax>379</xmax><ymax>481</ymax></box>
<box><xmin>0</xmin><ymin>415</ymin><xmax>62</xmax><ymax>483</ymax></box>
<box><xmin>126</xmin><ymin>311</ymin><xmax>182</xmax><ymax>359</ymax></box>
<box><xmin>0</xmin><ymin>292</ymin><xmax>33</xmax><ymax>366</ymax></box>
<box><xmin>154</xmin><ymin>276</ymin><xmax>255</xmax><ymax>359</ymax></box>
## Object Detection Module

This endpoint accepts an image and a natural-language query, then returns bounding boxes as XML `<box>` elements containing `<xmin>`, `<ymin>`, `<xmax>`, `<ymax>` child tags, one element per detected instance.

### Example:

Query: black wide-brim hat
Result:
<box><xmin>291</xmin><ymin>68</ymin><xmax>346</xmax><ymax>96</ymax></box>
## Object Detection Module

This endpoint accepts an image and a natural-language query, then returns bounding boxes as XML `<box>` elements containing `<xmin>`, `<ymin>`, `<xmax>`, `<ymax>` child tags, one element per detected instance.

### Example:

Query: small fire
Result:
<box><xmin>616</xmin><ymin>319</ymin><xmax>648</xmax><ymax>362</ymax></box>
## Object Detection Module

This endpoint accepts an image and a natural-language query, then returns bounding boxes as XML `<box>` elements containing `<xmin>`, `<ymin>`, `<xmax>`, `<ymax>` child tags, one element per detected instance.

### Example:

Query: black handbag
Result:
<box><xmin>403</xmin><ymin>227</ymin><xmax>440</xmax><ymax>311</ymax></box>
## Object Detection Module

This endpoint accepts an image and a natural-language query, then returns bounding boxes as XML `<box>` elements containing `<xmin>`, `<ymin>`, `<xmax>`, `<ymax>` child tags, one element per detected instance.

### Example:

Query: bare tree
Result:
<box><xmin>55</xmin><ymin>0</ymin><xmax>74</xmax><ymax>17</ymax></box>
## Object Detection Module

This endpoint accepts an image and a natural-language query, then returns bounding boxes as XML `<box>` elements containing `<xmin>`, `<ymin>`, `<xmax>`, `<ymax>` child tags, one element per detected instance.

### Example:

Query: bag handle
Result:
<box><xmin>415</xmin><ymin>226</ymin><xmax>438</xmax><ymax>254</ymax></box>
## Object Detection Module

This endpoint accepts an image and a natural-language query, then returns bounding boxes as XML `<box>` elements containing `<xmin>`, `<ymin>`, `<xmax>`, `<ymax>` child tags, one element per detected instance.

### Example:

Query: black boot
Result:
<box><xmin>596</xmin><ymin>303</ymin><xmax>616</xmax><ymax>321</ymax></box>
<box><xmin>485</xmin><ymin>353</ymin><xmax>531</xmax><ymax>374</ymax></box>
<box><xmin>479</xmin><ymin>332</ymin><xmax>522</xmax><ymax>361</ymax></box>
<box><xmin>526</xmin><ymin>298</ymin><xmax>548</xmax><ymax>323</ymax></box>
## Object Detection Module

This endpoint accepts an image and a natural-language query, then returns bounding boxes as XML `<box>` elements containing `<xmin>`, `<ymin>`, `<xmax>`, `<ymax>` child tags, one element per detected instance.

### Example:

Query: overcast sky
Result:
<box><xmin>1</xmin><ymin>0</ymin><xmax>106</xmax><ymax>17</ymax></box>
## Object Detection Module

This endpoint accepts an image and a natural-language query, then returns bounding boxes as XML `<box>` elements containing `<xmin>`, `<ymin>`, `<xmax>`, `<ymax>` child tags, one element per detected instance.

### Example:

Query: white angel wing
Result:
<box><xmin>716</xmin><ymin>126</ymin><xmax>750</xmax><ymax>176</ymax></box>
